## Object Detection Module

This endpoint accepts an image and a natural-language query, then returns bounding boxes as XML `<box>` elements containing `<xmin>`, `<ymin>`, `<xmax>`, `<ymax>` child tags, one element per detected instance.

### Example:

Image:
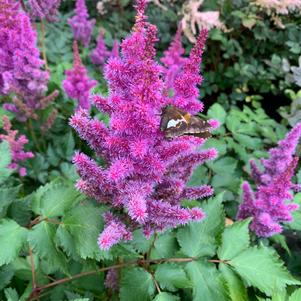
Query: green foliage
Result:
<box><xmin>155</xmin><ymin>263</ymin><xmax>191</xmax><ymax>291</ymax></box>
<box><xmin>185</xmin><ymin>261</ymin><xmax>227</xmax><ymax>301</ymax></box>
<box><xmin>218</xmin><ymin>219</ymin><xmax>251</xmax><ymax>260</ymax></box>
<box><xmin>177</xmin><ymin>194</ymin><xmax>224</xmax><ymax>257</ymax></box>
<box><xmin>230</xmin><ymin>246</ymin><xmax>300</xmax><ymax>295</ymax></box>
<box><xmin>0</xmin><ymin>219</ymin><xmax>27</xmax><ymax>266</ymax></box>
<box><xmin>1</xmin><ymin>0</ymin><xmax>301</xmax><ymax>299</ymax></box>
<box><xmin>120</xmin><ymin>268</ymin><xmax>155</xmax><ymax>301</ymax></box>
<box><xmin>0</xmin><ymin>141</ymin><xmax>12</xmax><ymax>184</ymax></box>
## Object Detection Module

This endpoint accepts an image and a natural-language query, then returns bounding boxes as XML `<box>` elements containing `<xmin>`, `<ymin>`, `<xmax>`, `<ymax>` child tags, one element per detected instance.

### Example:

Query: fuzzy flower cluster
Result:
<box><xmin>237</xmin><ymin>123</ymin><xmax>301</xmax><ymax>237</ymax></box>
<box><xmin>68</xmin><ymin>0</ymin><xmax>95</xmax><ymax>47</ymax></box>
<box><xmin>160</xmin><ymin>24</ymin><xmax>188</xmax><ymax>92</ymax></box>
<box><xmin>90</xmin><ymin>30</ymin><xmax>119</xmax><ymax>67</ymax></box>
<box><xmin>28</xmin><ymin>0</ymin><xmax>61</xmax><ymax>22</ymax></box>
<box><xmin>0</xmin><ymin>116</ymin><xmax>34</xmax><ymax>176</ymax></box>
<box><xmin>63</xmin><ymin>41</ymin><xmax>97</xmax><ymax>110</ymax></box>
<box><xmin>0</xmin><ymin>0</ymin><xmax>49</xmax><ymax>115</ymax></box>
<box><xmin>254</xmin><ymin>0</ymin><xmax>301</xmax><ymax>15</ymax></box>
<box><xmin>70</xmin><ymin>0</ymin><xmax>217</xmax><ymax>250</ymax></box>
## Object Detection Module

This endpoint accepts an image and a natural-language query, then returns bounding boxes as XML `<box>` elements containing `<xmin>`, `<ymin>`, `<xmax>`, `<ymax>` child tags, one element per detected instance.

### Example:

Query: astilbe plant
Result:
<box><xmin>90</xmin><ymin>29</ymin><xmax>110</xmax><ymax>66</ymax></box>
<box><xmin>181</xmin><ymin>0</ymin><xmax>224</xmax><ymax>43</ymax></box>
<box><xmin>63</xmin><ymin>41</ymin><xmax>97</xmax><ymax>111</ymax></box>
<box><xmin>0</xmin><ymin>0</ymin><xmax>50</xmax><ymax>120</ymax></box>
<box><xmin>237</xmin><ymin>122</ymin><xmax>301</xmax><ymax>237</ymax></box>
<box><xmin>254</xmin><ymin>0</ymin><xmax>301</xmax><ymax>15</ymax></box>
<box><xmin>160</xmin><ymin>24</ymin><xmax>188</xmax><ymax>92</ymax></box>
<box><xmin>0</xmin><ymin>115</ymin><xmax>34</xmax><ymax>176</ymax></box>
<box><xmin>28</xmin><ymin>0</ymin><xmax>61</xmax><ymax>22</ymax></box>
<box><xmin>70</xmin><ymin>0</ymin><xmax>217</xmax><ymax>250</ymax></box>
<box><xmin>68</xmin><ymin>0</ymin><xmax>95</xmax><ymax>48</ymax></box>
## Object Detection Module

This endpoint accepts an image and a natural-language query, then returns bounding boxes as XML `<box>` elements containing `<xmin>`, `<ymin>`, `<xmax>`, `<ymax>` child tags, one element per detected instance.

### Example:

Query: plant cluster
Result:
<box><xmin>0</xmin><ymin>0</ymin><xmax>301</xmax><ymax>300</ymax></box>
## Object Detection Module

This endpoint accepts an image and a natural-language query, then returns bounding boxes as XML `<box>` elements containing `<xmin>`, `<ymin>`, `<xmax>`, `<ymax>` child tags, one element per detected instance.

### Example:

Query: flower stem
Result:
<box><xmin>40</xmin><ymin>21</ymin><xmax>49</xmax><ymax>71</ymax></box>
<box><xmin>25</xmin><ymin>257</ymin><xmax>197</xmax><ymax>301</ymax></box>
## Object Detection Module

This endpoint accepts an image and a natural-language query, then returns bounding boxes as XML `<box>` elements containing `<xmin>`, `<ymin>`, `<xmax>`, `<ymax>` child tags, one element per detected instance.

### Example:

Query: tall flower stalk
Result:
<box><xmin>70</xmin><ymin>0</ymin><xmax>217</xmax><ymax>250</ymax></box>
<box><xmin>0</xmin><ymin>115</ymin><xmax>34</xmax><ymax>176</ymax></box>
<box><xmin>63</xmin><ymin>41</ymin><xmax>97</xmax><ymax>111</ymax></box>
<box><xmin>0</xmin><ymin>0</ymin><xmax>50</xmax><ymax>121</ymax></box>
<box><xmin>68</xmin><ymin>0</ymin><xmax>95</xmax><ymax>47</ymax></box>
<box><xmin>237</xmin><ymin>123</ymin><xmax>301</xmax><ymax>237</ymax></box>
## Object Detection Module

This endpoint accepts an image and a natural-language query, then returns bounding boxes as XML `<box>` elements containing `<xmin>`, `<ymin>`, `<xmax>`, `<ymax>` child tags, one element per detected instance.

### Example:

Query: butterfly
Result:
<box><xmin>160</xmin><ymin>105</ymin><xmax>211</xmax><ymax>139</ymax></box>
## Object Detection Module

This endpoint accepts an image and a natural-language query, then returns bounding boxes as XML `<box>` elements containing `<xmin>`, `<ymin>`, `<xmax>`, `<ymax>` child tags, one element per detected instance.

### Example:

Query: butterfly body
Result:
<box><xmin>160</xmin><ymin>105</ymin><xmax>211</xmax><ymax>139</ymax></box>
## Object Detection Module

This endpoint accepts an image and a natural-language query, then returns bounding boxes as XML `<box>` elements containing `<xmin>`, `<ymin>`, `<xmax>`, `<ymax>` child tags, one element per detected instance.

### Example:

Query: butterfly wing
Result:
<box><xmin>188</xmin><ymin>116</ymin><xmax>212</xmax><ymax>138</ymax></box>
<box><xmin>160</xmin><ymin>105</ymin><xmax>211</xmax><ymax>139</ymax></box>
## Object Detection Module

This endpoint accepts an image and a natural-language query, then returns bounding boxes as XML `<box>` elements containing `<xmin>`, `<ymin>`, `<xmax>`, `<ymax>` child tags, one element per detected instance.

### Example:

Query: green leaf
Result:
<box><xmin>289</xmin><ymin>193</ymin><xmax>301</xmax><ymax>231</ymax></box>
<box><xmin>220</xmin><ymin>263</ymin><xmax>248</xmax><ymax>301</ymax></box>
<box><xmin>0</xmin><ymin>141</ymin><xmax>11</xmax><ymax>169</ymax></box>
<box><xmin>152</xmin><ymin>292</ymin><xmax>180</xmax><ymax>301</ymax></box>
<box><xmin>218</xmin><ymin>219</ymin><xmax>251</xmax><ymax>260</ymax></box>
<box><xmin>289</xmin><ymin>288</ymin><xmax>301</xmax><ymax>301</ymax></box>
<box><xmin>0</xmin><ymin>219</ymin><xmax>28</xmax><ymax>266</ymax></box>
<box><xmin>33</xmin><ymin>178</ymin><xmax>82</xmax><ymax>218</ymax></box>
<box><xmin>208</xmin><ymin>156</ymin><xmax>237</xmax><ymax>175</ymax></box>
<box><xmin>27</xmin><ymin>221</ymin><xmax>68</xmax><ymax>273</ymax></box>
<box><xmin>153</xmin><ymin>232</ymin><xmax>177</xmax><ymax>259</ymax></box>
<box><xmin>4</xmin><ymin>288</ymin><xmax>19</xmax><ymax>301</ymax></box>
<box><xmin>0</xmin><ymin>141</ymin><xmax>12</xmax><ymax>183</ymax></box>
<box><xmin>207</xmin><ymin>104</ymin><xmax>226</xmax><ymax>124</ymax></box>
<box><xmin>186</xmin><ymin>261</ymin><xmax>228</xmax><ymax>301</ymax></box>
<box><xmin>72</xmin><ymin>299</ymin><xmax>90</xmax><ymax>301</ymax></box>
<box><xmin>132</xmin><ymin>230</ymin><xmax>153</xmax><ymax>253</ymax></box>
<box><xmin>230</xmin><ymin>246</ymin><xmax>299</xmax><ymax>295</ymax></box>
<box><xmin>0</xmin><ymin>186</ymin><xmax>21</xmax><ymax>217</ymax></box>
<box><xmin>56</xmin><ymin>204</ymin><xmax>104</xmax><ymax>259</ymax></box>
<box><xmin>0</xmin><ymin>264</ymin><xmax>14</xmax><ymax>290</ymax></box>
<box><xmin>155</xmin><ymin>263</ymin><xmax>191</xmax><ymax>291</ymax></box>
<box><xmin>177</xmin><ymin>194</ymin><xmax>225</xmax><ymax>257</ymax></box>
<box><xmin>120</xmin><ymin>268</ymin><xmax>155</xmax><ymax>301</ymax></box>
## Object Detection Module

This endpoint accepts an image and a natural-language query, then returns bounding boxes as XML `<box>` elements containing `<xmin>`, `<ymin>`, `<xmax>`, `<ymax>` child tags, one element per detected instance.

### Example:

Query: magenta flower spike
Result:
<box><xmin>70</xmin><ymin>0</ymin><xmax>217</xmax><ymax>250</ymax></box>
<box><xmin>0</xmin><ymin>0</ymin><xmax>49</xmax><ymax>118</ymax></box>
<box><xmin>160</xmin><ymin>23</ymin><xmax>188</xmax><ymax>92</ymax></box>
<box><xmin>110</xmin><ymin>40</ymin><xmax>120</xmax><ymax>59</ymax></box>
<box><xmin>63</xmin><ymin>41</ymin><xmax>97</xmax><ymax>110</ymax></box>
<box><xmin>28</xmin><ymin>0</ymin><xmax>61</xmax><ymax>22</ymax></box>
<box><xmin>0</xmin><ymin>115</ymin><xmax>34</xmax><ymax>176</ymax></box>
<box><xmin>68</xmin><ymin>0</ymin><xmax>95</xmax><ymax>47</ymax></box>
<box><xmin>237</xmin><ymin>122</ymin><xmax>301</xmax><ymax>237</ymax></box>
<box><xmin>90</xmin><ymin>29</ymin><xmax>110</xmax><ymax>66</ymax></box>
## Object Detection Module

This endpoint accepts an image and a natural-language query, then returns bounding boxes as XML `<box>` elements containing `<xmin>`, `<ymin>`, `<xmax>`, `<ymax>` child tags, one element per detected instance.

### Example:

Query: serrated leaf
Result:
<box><xmin>0</xmin><ymin>141</ymin><xmax>12</xmax><ymax>183</ymax></box>
<box><xmin>132</xmin><ymin>230</ymin><xmax>153</xmax><ymax>253</ymax></box>
<box><xmin>0</xmin><ymin>264</ymin><xmax>14</xmax><ymax>290</ymax></box>
<box><xmin>152</xmin><ymin>292</ymin><xmax>180</xmax><ymax>301</ymax></box>
<box><xmin>218</xmin><ymin>219</ymin><xmax>251</xmax><ymax>260</ymax></box>
<box><xmin>207</xmin><ymin>104</ymin><xmax>226</xmax><ymax>124</ymax></box>
<box><xmin>155</xmin><ymin>263</ymin><xmax>191</xmax><ymax>292</ymax></box>
<box><xmin>177</xmin><ymin>194</ymin><xmax>224</xmax><ymax>257</ymax></box>
<box><xmin>27</xmin><ymin>221</ymin><xmax>68</xmax><ymax>273</ymax></box>
<box><xmin>33</xmin><ymin>179</ymin><xmax>82</xmax><ymax>218</ymax></box>
<box><xmin>0</xmin><ymin>140</ymin><xmax>11</xmax><ymax>169</ymax></box>
<box><xmin>56</xmin><ymin>204</ymin><xmax>104</xmax><ymax>259</ymax></box>
<box><xmin>0</xmin><ymin>186</ymin><xmax>20</xmax><ymax>217</ymax></box>
<box><xmin>0</xmin><ymin>219</ymin><xmax>28</xmax><ymax>266</ymax></box>
<box><xmin>120</xmin><ymin>268</ymin><xmax>155</xmax><ymax>301</ymax></box>
<box><xmin>186</xmin><ymin>261</ymin><xmax>228</xmax><ymax>301</ymax></box>
<box><xmin>230</xmin><ymin>246</ymin><xmax>299</xmax><ymax>295</ymax></box>
<box><xmin>4</xmin><ymin>287</ymin><xmax>19</xmax><ymax>301</ymax></box>
<box><xmin>220</xmin><ymin>263</ymin><xmax>248</xmax><ymax>301</ymax></box>
<box><xmin>289</xmin><ymin>288</ymin><xmax>301</xmax><ymax>301</ymax></box>
<box><xmin>154</xmin><ymin>232</ymin><xmax>177</xmax><ymax>259</ymax></box>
